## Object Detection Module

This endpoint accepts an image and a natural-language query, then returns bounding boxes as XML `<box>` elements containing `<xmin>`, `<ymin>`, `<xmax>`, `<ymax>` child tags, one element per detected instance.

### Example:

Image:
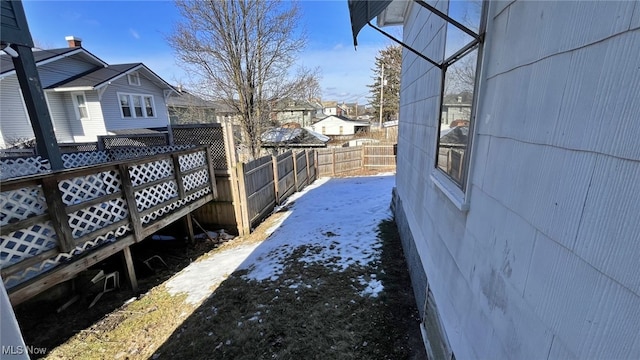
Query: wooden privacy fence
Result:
<box><xmin>234</xmin><ymin>149</ymin><xmax>317</xmax><ymax>235</ymax></box>
<box><xmin>317</xmin><ymin>144</ymin><xmax>396</xmax><ymax>176</ymax></box>
<box><xmin>1</xmin><ymin>146</ymin><xmax>217</xmax><ymax>304</ymax></box>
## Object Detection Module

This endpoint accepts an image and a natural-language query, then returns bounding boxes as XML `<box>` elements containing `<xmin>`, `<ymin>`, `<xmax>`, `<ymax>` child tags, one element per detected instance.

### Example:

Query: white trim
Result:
<box><xmin>430</xmin><ymin>170</ymin><xmax>469</xmax><ymax>212</ymax></box>
<box><xmin>94</xmin><ymin>64</ymin><xmax>145</xmax><ymax>90</ymax></box>
<box><xmin>70</xmin><ymin>91</ymin><xmax>90</xmax><ymax>121</ymax></box>
<box><xmin>52</xmin><ymin>86</ymin><xmax>94</xmax><ymax>92</ymax></box>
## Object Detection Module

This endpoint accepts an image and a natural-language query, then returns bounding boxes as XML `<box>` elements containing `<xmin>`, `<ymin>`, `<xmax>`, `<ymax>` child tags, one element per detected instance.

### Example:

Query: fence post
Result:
<box><xmin>272</xmin><ymin>155</ymin><xmax>280</xmax><ymax>205</ymax></box>
<box><xmin>292</xmin><ymin>151</ymin><xmax>299</xmax><ymax>191</ymax></box>
<box><xmin>361</xmin><ymin>145</ymin><xmax>366</xmax><ymax>171</ymax></box>
<box><xmin>332</xmin><ymin>148</ymin><xmax>336</xmax><ymax>176</ymax></box>
<box><xmin>235</xmin><ymin>162</ymin><xmax>251</xmax><ymax>235</ymax></box>
<box><xmin>305</xmin><ymin>150</ymin><xmax>310</xmax><ymax>186</ymax></box>
<box><xmin>315</xmin><ymin>150</ymin><xmax>319</xmax><ymax>180</ymax></box>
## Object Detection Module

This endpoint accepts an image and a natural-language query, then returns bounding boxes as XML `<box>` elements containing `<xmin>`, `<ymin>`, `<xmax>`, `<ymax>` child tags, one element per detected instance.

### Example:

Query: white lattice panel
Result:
<box><xmin>0</xmin><ymin>221</ymin><xmax>57</xmax><ymax>268</ymax></box>
<box><xmin>2</xmin><ymin>224</ymin><xmax>131</xmax><ymax>289</ymax></box>
<box><xmin>179</xmin><ymin>152</ymin><xmax>207</xmax><ymax>172</ymax></box>
<box><xmin>129</xmin><ymin>160</ymin><xmax>174</xmax><ymax>187</ymax></box>
<box><xmin>135</xmin><ymin>181</ymin><xmax>178</xmax><ymax>212</ymax></box>
<box><xmin>67</xmin><ymin>198</ymin><xmax>128</xmax><ymax>238</ymax></box>
<box><xmin>0</xmin><ymin>186</ymin><xmax>47</xmax><ymax>226</ymax></box>
<box><xmin>58</xmin><ymin>171</ymin><xmax>121</xmax><ymax>206</ymax></box>
<box><xmin>0</xmin><ymin>157</ymin><xmax>51</xmax><ymax>180</ymax></box>
<box><xmin>62</xmin><ymin>151</ymin><xmax>110</xmax><ymax>169</ymax></box>
<box><xmin>183</xmin><ymin>169</ymin><xmax>210</xmax><ymax>192</ymax></box>
<box><xmin>141</xmin><ymin>199</ymin><xmax>182</xmax><ymax>225</ymax></box>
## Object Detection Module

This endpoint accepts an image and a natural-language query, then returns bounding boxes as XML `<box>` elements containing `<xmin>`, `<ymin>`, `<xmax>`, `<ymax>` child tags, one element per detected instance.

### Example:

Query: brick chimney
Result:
<box><xmin>65</xmin><ymin>36</ymin><xmax>82</xmax><ymax>48</ymax></box>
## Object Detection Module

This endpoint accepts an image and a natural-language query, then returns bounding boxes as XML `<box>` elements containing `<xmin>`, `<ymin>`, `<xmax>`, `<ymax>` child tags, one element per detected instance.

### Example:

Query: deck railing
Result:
<box><xmin>1</xmin><ymin>146</ymin><xmax>217</xmax><ymax>304</ymax></box>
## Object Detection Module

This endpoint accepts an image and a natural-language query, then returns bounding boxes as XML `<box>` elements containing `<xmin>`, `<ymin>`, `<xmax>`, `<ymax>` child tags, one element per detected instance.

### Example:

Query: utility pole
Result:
<box><xmin>379</xmin><ymin>66</ymin><xmax>384</xmax><ymax>129</ymax></box>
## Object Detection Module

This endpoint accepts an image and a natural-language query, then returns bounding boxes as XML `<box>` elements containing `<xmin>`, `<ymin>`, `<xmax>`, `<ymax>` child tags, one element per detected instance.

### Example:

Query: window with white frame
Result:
<box><xmin>72</xmin><ymin>92</ymin><xmax>89</xmax><ymax>120</ymax></box>
<box><xmin>127</xmin><ymin>72</ymin><xmax>141</xmax><ymax>86</ymax></box>
<box><xmin>119</xmin><ymin>93</ymin><xmax>156</xmax><ymax>119</ymax></box>
<box><xmin>435</xmin><ymin>0</ymin><xmax>485</xmax><ymax>190</ymax></box>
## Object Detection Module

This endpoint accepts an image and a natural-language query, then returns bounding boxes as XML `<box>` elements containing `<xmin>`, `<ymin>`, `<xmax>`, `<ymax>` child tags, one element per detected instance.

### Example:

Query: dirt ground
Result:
<box><xmin>14</xmin><ymin>174</ymin><xmax>425</xmax><ymax>360</ymax></box>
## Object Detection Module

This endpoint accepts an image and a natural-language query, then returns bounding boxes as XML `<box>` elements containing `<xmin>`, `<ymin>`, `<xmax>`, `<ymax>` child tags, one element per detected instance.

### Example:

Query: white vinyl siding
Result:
<box><xmin>0</xmin><ymin>75</ymin><xmax>35</xmax><ymax>147</ymax></box>
<box><xmin>101</xmin><ymin>72</ymin><xmax>169</xmax><ymax>130</ymax></box>
<box><xmin>395</xmin><ymin>1</ymin><xmax>640</xmax><ymax>360</ymax></box>
<box><xmin>45</xmin><ymin>92</ymin><xmax>73</xmax><ymax>142</ymax></box>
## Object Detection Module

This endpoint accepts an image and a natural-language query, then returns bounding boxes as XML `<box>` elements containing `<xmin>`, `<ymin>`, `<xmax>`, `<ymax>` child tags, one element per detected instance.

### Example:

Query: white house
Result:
<box><xmin>308</xmin><ymin>115</ymin><xmax>370</xmax><ymax>136</ymax></box>
<box><xmin>0</xmin><ymin>36</ymin><xmax>174</xmax><ymax>148</ymax></box>
<box><xmin>351</xmin><ymin>0</ymin><xmax>640</xmax><ymax>359</ymax></box>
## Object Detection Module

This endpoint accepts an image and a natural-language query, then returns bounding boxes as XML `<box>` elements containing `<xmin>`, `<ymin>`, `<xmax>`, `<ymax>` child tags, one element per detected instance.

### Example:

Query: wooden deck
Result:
<box><xmin>1</xmin><ymin>146</ymin><xmax>217</xmax><ymax>305</ymax></box>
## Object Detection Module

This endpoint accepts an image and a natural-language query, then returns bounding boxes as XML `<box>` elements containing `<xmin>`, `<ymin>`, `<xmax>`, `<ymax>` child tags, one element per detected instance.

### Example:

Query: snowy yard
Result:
<box><xmin>45</xmin><ymin>174</ymin><xmax>426</xmax><ymax>359</ymax></box>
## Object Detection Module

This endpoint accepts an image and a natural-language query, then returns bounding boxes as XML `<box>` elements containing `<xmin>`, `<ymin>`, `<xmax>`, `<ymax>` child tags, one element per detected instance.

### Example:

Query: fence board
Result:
<box><xmin>276</xmin><ymin>151</ymin><xmax>296</xmax><ymax>202</ymax></box>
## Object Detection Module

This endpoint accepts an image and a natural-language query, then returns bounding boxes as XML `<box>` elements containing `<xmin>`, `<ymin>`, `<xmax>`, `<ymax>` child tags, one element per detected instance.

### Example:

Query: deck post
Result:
<box><xmin>121</xmin><ymin>246</ymin><xmax>138</xmax><ymax>293</ymax></box>
<box><xmin>41</xmin><ymin>177</ymin><xmax>76</xmax><ymax>252</ymax></box>
<box><xmin>184</xmin><ymin>213</ymin><xmax>195</xmax><ymax>244</ymax></box>
<box><xmin>118</xmin><ymin>163</ymin><xmax>144</xmax><ymax>240</ymax></box>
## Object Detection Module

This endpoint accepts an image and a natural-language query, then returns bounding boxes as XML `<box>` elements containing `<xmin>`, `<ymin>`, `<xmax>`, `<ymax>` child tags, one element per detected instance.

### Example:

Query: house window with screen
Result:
<box><xmin>436</xmin><ymin>1</ymin><xmax>485</xmax><ymax>190</ymax></box>
<box><xmin>119</xmin><ymin>93</ymin><xmax>156</xmax><ymax>119</ymax></box>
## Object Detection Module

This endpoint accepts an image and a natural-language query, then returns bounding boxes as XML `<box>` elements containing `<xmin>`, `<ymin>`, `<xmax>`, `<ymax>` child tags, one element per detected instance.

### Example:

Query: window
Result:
<box><xmin>322</xmin><ymin>126</ymin><xmax>326</xmax><ymax>134</ymax></box>
<box><xmin>118</xmin><ymin>93</ymin><xmax>156</xmax><ymax>119</ymax></box>
<box><xmin>72</xmin><ymin>92</ymin><xmax>89</xmax><ymax>120</ymax></box>
<box><xmin>127</xmin><ymin>72</ymin><xmax>141</xmax><ymax>86</ymax></box>
<box><xmin>339</xmin><ymin>126</ymin><xmax>344</xmax><ymax>135</ymax></box>
<box><xmin>435</xmin><ymin>1</ymin><xmax>485</xmax><ymax>191</ymax></box>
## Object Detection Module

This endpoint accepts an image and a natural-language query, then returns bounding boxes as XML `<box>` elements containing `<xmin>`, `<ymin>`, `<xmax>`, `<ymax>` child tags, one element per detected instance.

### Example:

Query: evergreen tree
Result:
<box><xmin>368</xmin><ymin>45</ymin><xmax>402</xmax><ymax>124</ymax></box>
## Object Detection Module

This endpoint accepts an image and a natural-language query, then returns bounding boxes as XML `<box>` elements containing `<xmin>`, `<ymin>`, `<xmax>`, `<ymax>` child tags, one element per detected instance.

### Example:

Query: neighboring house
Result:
<box><xmin>167</xmin><ymin>87</ymin><xmax>217</xmax><ymax>125</ymax></box>
<box><xmin>271</xmin><ymin>98</ymin><xmax>322</xmax><ymax>127</ymax></box>
<box><xmin>321</xmin><ymin>101</ymin><xmax>346</xmax><ymax>117</ymax></box>
<box><xmin>308</xmin><ymin>115</ymin><xmax>370</xmax><ymax>137</ymax></box>
<box><xmin>0</xmin><ymin>36</ymin><xmax>174</xmax><ymax>147</ymax></box>
<box><xmin>441</xmin><ymin>92</ymin><xmax>472</xmax><ymax>128</ymax></box>
<box><xmin>261</xmin><ymin>127</ymin><xmax>329</xmax><ymax>153</ymax></box>
<box><xmin>352</xmin><ymin>1</ymin><xmax>640</xmax><ymax>359</ymax></box>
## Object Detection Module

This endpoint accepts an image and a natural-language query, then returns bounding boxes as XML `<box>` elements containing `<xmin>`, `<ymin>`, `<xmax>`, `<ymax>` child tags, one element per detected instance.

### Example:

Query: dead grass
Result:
<box><xmin>35</xmin><ymin>216</ymin><xmax>423</xmax><ymax>360</ymax></box>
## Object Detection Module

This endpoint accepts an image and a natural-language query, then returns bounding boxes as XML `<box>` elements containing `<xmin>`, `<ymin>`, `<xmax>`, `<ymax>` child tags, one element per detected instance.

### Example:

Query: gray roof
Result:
<box><xmin>45</xmin><ymin>63</ymin><xmax>141</xmax><ymax>89</ymax></box>
<box><xmin>167</xmin><ymin>90</ymin><xmax>217</xmax><ymax>108</ymax></box>
<box><xmin>1</xmin><ymin>47</ymin><xmax>105</xmax><ymax>75</ymax></box>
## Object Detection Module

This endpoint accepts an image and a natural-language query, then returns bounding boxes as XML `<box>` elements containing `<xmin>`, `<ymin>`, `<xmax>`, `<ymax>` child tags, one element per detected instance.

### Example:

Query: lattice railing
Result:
<box><xmin>0</xmin><ymin>146</ymin><xmax>193</xmax><ymax>181</ymax></box>
<box><xmin>172</xmin><ymin>124</ymin><xmax>228</xmax><ymax>170</ymax></box>
<box><xmin>0</xmin><ymin>146</ymin><xmax>216</xmax><ymax>292</ymax></box>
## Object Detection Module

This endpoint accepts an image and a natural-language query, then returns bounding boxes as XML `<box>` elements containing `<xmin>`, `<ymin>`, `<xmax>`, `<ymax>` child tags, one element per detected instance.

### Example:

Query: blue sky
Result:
<box><xmin>22</xmin><ymin>0</ymin><xmax>397</xmax><ymax>104</ymax></box>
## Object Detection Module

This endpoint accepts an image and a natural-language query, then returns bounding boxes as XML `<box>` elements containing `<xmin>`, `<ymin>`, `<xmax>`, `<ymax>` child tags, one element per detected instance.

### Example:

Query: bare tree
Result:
<box><xmin>169</xmin><ymin>0</ymin><xmax>318</xmax><ymax>159</ymax></box>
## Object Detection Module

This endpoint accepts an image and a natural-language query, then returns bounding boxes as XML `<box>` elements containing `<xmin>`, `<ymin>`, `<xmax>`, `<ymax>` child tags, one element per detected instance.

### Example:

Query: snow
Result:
<box><xmin>165</xmin><ymin>174</ymin><xmax>394</xmax><ymax>305</ymax></box>
<box><xmin>238</xmin><ymin>175</ymin><xmax>394</xmax><ymax>283</ymax></box>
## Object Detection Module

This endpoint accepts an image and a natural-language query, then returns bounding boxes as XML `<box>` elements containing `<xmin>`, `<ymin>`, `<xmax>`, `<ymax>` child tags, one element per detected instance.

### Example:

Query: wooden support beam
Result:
<box><xmin>184</xmin><ymin>213</ymin><xmax>195</xmax><ymax>244</ymax></box>
<box><xmin>171</xmin><ymin>153</ymin><xmax>186</xmax><ymax>199</ymax></box>
<box><xmin>41</xmin><ymin>177</ymin><xmax>76</xmax><ymax>252</ymax></box>
<box><xmin>121</xmin><ymin>246</ymin><xmax>138</xmax><ymax>293</ymax></box>
<box><xmin>9</xmin><ymin>235</ymin><xmax>136</xmax><ymax>306</ymax></box>
<box><xmin>10</xmin><ymin>44</ymin><xmax>63</xmax><ymax>170</ymax></box>
<box><xmin>205</xmin><ymin>146</ymin><xmax>219</xmax><ymax>199</ymax></box>
<box><xmin>118</xmin><ymin>163</ymin><xmax>143</xmax><ymax>241</ymax></box>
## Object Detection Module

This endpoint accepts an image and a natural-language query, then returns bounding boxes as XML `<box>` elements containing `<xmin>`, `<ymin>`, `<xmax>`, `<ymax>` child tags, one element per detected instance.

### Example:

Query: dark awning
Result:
<box><xmin>348</xmin><ymin>0</ymin><xmax>392</xmax><ymax>47</ymax></box>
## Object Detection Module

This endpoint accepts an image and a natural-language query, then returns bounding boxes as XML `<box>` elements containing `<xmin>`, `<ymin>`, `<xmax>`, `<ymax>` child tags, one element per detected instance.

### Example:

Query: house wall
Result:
<box><xmin>44</xmin><ymin>92</ymin><xmax>73</xmax><ymax>142</ymax></box>
<box><xmin>394</xmin><ymin>1</ymin><xmax>640</xmax><ymax>359</ymax></box>
<box><xmin>0</xmin><ymin>75</ymin><xmax>33</xmax><ymax>147</ymax></box>
<box><xmin>99</xmin><ymin>72</ymin><xmax>170</xmax><ymax>130</ymax></box>
<box><xmin>275</xmin><ymin>110</ymin><xmax>314</xmax><ymax>127</ymax></box>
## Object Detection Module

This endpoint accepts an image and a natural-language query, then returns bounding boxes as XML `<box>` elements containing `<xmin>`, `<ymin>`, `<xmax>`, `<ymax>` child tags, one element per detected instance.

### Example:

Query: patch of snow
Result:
<box><xmin>360</xmin><ymin>279</ymin><xmax>384</xmax><ymax>298</ymax></box>
<box><xmin>238</xmin><ymin>175</ymin><xmax>394</xmax><ymax>282</ymax></box>
<box><xmin>194</xmin><ymin>231</ymin><xmax>218</xmax><ymax>240</ymax></box>
<box><xmin>166</xmin><ymin>243</ymin><xmax>260</xmax><ymax>305</ymax></box>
